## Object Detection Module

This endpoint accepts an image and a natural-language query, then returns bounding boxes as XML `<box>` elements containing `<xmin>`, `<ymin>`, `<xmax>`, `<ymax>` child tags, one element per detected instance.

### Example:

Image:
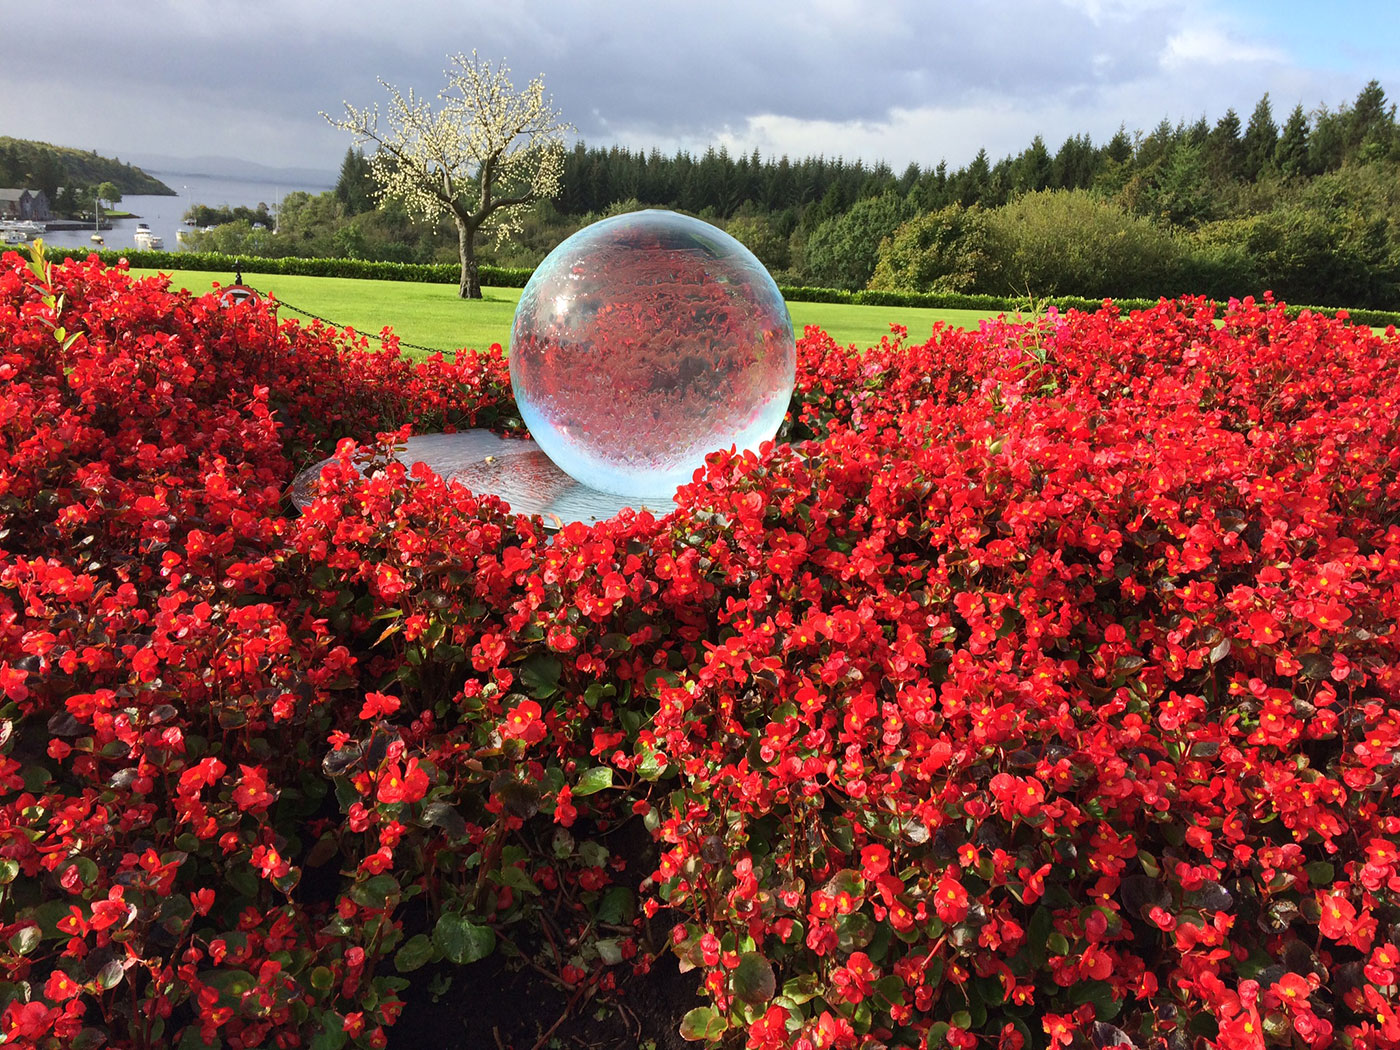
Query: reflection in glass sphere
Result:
<box><xmin>510</xmin><ymin>209</ymin><xmax>796</xmax><ymax>499</ymax></box>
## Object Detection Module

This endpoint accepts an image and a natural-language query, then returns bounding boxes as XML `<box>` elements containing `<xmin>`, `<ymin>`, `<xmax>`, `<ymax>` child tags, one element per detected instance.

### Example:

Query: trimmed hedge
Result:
<box><xmin>47</xmin><ymin>246</ymin><xmax>1400</xmax><ymax>328</ymax></box>
<box><xmin>841</xmin><ymin>286</ymin><xmax>1400</xmax><ymax>329</ymax></box>
<box><xmin>46</xmin><ymin>247</ymin><xmax>535</xmax><ymax>289</ymax></box>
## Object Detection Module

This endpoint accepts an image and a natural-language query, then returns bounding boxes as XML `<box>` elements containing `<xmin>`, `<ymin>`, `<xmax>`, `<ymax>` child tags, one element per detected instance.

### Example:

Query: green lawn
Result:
<box><xmin>789</xmin><ymin>299</ymin><xmax>994</xmax><ymax>347</ymax></box>
<box><xmin>134</xmin><ymin>268</ymin><xmax>1002</xmax><ymax>358</ymax></box>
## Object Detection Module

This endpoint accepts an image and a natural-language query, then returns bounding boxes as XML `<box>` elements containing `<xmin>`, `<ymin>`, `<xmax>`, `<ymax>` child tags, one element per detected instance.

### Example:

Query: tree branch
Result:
<box><xmin>324</xmin><ymin>50</ymin><xmax>574</xmax><ymax>298</ymax></box>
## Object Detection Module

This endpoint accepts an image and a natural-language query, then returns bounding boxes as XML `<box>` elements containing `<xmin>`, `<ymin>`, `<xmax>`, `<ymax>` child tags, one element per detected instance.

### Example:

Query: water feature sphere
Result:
<box><xmin>509</xmin><ymin>209</ymin><xmax>796</xmax><ymax>500</ymax></box>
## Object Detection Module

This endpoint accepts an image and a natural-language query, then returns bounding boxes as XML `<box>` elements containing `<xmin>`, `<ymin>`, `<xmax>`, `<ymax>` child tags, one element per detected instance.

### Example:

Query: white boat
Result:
<box><xmin>146</xmin><ymin>235</ymin><xmax>164</xmax><ymax>250</ymax></box>
<box><xmin>134</xmin><ymin>227</ymin><xmax>161</xmax><ymax>250</ymax></box>
<box><xmin>0</xmin><ymin>220</ymin><xmax>45</xmax><ymax>243</ymax></box>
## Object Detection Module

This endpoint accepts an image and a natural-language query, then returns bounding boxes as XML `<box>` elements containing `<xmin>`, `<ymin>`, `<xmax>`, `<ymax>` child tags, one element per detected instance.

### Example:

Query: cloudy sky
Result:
<box><xmin>4</xmin><ymin>0</ymin><xmax>1398</xmax><ymax>179</ymax></box>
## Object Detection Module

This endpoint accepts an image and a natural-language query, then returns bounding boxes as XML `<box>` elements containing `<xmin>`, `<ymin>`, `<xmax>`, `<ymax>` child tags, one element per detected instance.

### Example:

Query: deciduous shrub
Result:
<box><xmin>1233</xmin><ymin>206</ymin><xmax>1397</xmax><ymax>314</ymax></box>
<box><xmin>978</xmin><ymin>190</ymin><xmax>1185</xmax><ymax>300</ymax></box>
<box><xmin>2</xmin><ymin>249</ymin><xmax>1400</xmax><ymax>1050</ymax></box>
<box><xmin>868</xmin><ymin>205</ymin><xmax>988</xmax><ymax>295</ymax></box>
<box><xmin>805</xmin><ymin>195</ymin><xmax>914</xmax><ymax>292</ymax></box>
<box><xmin>726</xmin><ymin>214</ymin><xmax>793</xmax><ymax>275</ymax></box>
<box><xmin>1178</xmin><ymin>219</ymin><xmax>1263</xmax><ymax>302</ymax></box>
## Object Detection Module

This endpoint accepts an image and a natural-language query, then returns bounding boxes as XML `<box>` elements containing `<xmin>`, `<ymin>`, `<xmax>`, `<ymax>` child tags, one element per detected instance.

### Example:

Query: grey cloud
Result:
<box><xmin>2</xmin><ymin>0</ymin><xmax>1396</xmax><ymax>172</ymax></box>
<box><xmin>436</xmin><ymin>0</ymin><xmax>1180</xmax><ymax>138</ymax></box>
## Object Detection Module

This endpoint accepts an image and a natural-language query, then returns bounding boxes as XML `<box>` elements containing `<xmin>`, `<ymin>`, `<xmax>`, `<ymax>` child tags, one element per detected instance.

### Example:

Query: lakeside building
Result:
<box><xmin>0</xmin><ymin>188</ymin><xmax>52</xmax><ymax>221</ymax></box>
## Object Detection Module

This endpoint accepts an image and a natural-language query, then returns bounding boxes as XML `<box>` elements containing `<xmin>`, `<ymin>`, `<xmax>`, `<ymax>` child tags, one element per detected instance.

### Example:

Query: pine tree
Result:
<box><xmin>1151</xmin><ymin>143</ymin><xmax>1213</xmax><ymax>227</ymax></box>
<box><xmin>334</xmin><ymin>147</ymin><xmax>375</xmax><ymax>214</ymax></box>
<box><xmin>765</xmin><ymin>155</ymin><xmax>794</xmax><ymax>211</ymax></box>
<box><xmin>1051</xmin><ymin>133</ymin><xmax>1097</xmax><ymax>190</ymax></box>
<box><xmin>1309</xmin><ymin>105</ymin><xmax>1349</xmax><ymax>173</ymax></box>
<box><xmin>986</xmin><ymin>157</ymin><xmax>1013</xmax><ymax>208</ymax></box>
<box><xmin>911</xmin><ymin>162</ymin><xmax>949</xmax><ymax>211</ymax></box>
<box><xmin>1103</xmin><ymin>125</ymin><xmax>1133</xmax><ymax>166</ymax></box>
<box><xmin>1011</xmin><ymin>135</ymin><xmax>1053</xmax><ymax>194</ymax></box>
<box><xmin>897</xmin><ymin>161</ymin><xmax>922</xmax><ymax>196</ymax></box>
<box><xmin>807</xmin><ymin>180</ymin><xmax>849</xmax><ymax>230</ymax></box>
<box><xmin>860</xmin><ymin>160</ymin><xmax>896</xmax><ymax>199</ymax></box>
<box><xmin>955</xmin><ymin>149</ymin><xmax>991</xmax><ymax>207</ymax></box>
<box><xmin>1241</xmin><ymin>93</ymin><xmax>1278</xmax><ymax>180</ymax></box>
<box><xmin>1184</xmin><ymin>116</ymin><xmax>1211</xmax><ymax>149</ymax></box>
<box><xmin>1135</xmin><ymin>118</ymin><xmax>1178</xmax><ymax>171</ymax></box>
<box><xmin>1275</xmin><ymin>104</ymin><xmax>1311</xmax><ymax>179</ymax></box>
<box><xmin>1348</xmin><ymin>80</ymin><xmax>1396</xmax><ymax>160</ymax></box>
<box><xmin>1206</xmin><ymin>109</ymin><xmax>1246</xmax><ymax>181</ymax></box>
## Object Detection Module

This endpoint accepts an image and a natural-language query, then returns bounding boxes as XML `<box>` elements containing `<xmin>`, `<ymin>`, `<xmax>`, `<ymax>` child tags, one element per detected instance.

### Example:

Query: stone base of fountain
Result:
<box><xmin>289</xmin><ymin>431</ymin><xmax>678</xmax><ymax>529</ymax></box>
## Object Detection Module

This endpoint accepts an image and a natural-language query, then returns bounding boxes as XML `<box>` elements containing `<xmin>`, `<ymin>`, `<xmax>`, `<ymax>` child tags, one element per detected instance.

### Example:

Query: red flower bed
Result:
<box><xmin>1</xmin><ymin>250</ymin><xmax>1399</xmax><ymax>1050</ymax></box>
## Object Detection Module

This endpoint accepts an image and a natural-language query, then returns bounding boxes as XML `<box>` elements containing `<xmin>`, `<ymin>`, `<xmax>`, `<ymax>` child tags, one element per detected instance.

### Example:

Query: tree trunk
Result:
<box><xmin>457</xmin><ymin>218</ymin><xmax>481</xmax><ymax>299</ymax></box>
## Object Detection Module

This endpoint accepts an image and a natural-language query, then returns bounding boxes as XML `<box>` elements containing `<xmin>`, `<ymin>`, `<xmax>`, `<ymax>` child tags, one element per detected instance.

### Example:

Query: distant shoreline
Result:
<box><xmin>45</xmin><ymin>219</ymin><xmax>125</xmax><ymax>231</ymax></box>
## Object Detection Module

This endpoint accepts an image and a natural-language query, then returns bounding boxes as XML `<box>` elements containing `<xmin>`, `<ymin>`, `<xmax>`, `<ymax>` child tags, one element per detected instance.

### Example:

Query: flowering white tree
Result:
<box><xmin>325</xmin><ymin>53</ymin><xmax>572</xmax><ymax>299</ymax></box>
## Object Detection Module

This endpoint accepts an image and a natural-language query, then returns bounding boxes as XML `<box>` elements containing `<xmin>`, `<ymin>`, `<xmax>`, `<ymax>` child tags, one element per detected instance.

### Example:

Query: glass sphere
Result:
<box><xmin>510</xmin><ymin>209</ymin><xmax>796</xmax><ymax>499</ymax></box>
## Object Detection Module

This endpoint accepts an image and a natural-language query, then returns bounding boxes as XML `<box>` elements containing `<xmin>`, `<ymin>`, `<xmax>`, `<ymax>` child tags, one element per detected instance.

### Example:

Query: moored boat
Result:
<box><xmin>0</xmin><ymin>220</ymin><xmax>46</xmax><ymax>243</ymax></box>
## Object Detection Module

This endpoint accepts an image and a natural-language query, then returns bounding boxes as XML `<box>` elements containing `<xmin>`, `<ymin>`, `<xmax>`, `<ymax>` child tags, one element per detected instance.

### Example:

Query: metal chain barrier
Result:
<box><xmin>236</xmin><ymin>274</ymin><xmax>461</xmax><ymax>357</ymax></box>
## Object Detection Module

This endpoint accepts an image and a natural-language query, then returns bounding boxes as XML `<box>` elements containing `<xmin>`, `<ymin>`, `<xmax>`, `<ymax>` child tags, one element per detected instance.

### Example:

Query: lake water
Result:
<box><xmin>36</xmin><ymin>170</ymin><xmax>335</xmax><ymax>252</ymax></box>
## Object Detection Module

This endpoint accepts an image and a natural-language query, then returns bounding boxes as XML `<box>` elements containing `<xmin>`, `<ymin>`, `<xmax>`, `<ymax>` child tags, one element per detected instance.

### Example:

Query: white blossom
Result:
<box><xmin>324</xmin><ymin>53</ymin><xmax>572</xmax><ymax>295</ymax></box>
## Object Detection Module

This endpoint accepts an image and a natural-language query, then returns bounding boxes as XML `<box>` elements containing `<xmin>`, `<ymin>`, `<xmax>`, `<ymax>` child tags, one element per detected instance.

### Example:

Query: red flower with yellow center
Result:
<box><xmin>934</xmin><ymin>871</ymin><xmax>969</xmax><ymax>923</ymax></box>
<box><xmin>502</xmin><ymin>699</ymin><xmax>546</xmax><ymax>744</ymax></box>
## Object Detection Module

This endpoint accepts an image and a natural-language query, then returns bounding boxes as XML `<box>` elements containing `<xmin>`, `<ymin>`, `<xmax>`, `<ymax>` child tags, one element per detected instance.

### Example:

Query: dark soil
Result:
<box><xmin>371</xmin><ymin>802</ymin><xmax>704</xmax><ymax>1047</ymax></box>
<box><xmin>386</xmin><ymin>945</ymin><xmax>703</xmax><ymax>1050</ymax></box>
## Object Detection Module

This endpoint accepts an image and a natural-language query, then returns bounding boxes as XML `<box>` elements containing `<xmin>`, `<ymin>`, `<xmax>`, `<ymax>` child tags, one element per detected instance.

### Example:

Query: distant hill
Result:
<box><xmin>124</xmin><ymin>151</ymin><xmax>336</xmax><ymax>188</ymax></box>
<box><xmin>0</xmin><ymin>137</ymin><xmax>175</xmax><ymax>195</ymax></box>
